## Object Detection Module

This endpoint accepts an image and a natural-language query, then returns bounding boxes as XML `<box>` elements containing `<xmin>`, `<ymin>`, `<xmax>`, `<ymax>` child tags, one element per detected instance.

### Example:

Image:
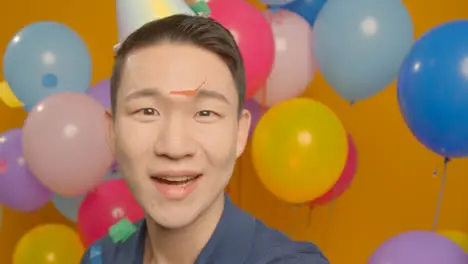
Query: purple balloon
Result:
<box><xmin>0</xmin><ymin>129</ymin><xmax>52</xmax><ymax>212</ymax></box>
<box><xmin>244</xmin><ymin>99</ymin><xmax>268</xmax><ymax>137</ymax></box>
<box><xmin>87</xmin><ymin>79</ymin><xmax>111</xmax><ymax>109</ymax></box>
<box><xmin>368</xmin><ymin>231</ymin><xmax>468</xmax><ymax>264</ymax></box>
<box><xmin>86</xmin><ymin>79</ymin><xmax>117</xmax><ymax>169</ymax></box>
<box><xmin>88</xmin><ymin>80</ymin><xmax>117</xmax><ymax>168</ymax></box>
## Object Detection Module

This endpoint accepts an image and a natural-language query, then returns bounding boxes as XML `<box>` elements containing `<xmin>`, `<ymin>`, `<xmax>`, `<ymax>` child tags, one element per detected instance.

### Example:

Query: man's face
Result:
<box><xmin>107</xmin><ymin>42</ymin><xmax>250</xmax><ymax>228</ymax></box>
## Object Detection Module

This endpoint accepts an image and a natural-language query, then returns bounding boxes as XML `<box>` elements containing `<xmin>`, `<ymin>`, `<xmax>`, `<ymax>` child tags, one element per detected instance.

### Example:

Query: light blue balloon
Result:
<box><xmin>53</xmin><ymin>168</ymin><xmax>121</xmax><ymax>222</ymax></box>
<box><xmin>52</xmin><ymin>194</ymin><xmax>84</xmax><ymax>222</ymax></box>
<box><xmin>104</xmin><ymin>169</ymin><xmax>122</xmax><ymax>181</ymax></box>
<box><xmin>3</xmin><ymin>21</ymin><xmax>92</xmax><ymax>108</ymax></box>
<box><xmin>313</xmin><ymin>0</ymin><xmax>413</xmax><ymax>101</ymax></box>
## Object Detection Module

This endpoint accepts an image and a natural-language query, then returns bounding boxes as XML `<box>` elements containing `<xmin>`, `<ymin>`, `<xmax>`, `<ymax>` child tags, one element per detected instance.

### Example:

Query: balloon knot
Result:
<box><xmin>42</xmin><ymin>73</ymin><xmax>58</xmax><ymax>88</ymax></box>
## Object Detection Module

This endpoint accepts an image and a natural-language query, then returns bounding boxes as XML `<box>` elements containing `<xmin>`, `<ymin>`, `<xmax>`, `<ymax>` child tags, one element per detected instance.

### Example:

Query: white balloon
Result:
<box><xmin>254</xmin><ymin>10</ymin><xmax>315</xmax><ymax>106</ymax></box>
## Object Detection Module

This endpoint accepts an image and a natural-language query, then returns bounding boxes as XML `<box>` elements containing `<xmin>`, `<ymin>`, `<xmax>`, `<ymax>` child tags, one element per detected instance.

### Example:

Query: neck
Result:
<box><xmin>144</xmin><ymin>194</ymin><xmax>225</xmax><ymax>264</ymax></box>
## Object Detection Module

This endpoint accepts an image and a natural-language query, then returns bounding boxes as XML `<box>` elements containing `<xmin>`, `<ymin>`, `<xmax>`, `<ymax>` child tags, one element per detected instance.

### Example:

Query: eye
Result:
<box><xmin>197</xmin><ymin>110</ymin><xmax>215</xmax><ymax>117</ymax></box>
<box><xmin>133</xmin><ymin>108</ymin><xmax>160</xmax><ymax>122</ymax></box>
<box><xmin>136</xmin><ymin>108</ymin><xmax>160</xmax><ymax>116</ymax></box>
<box><xmin>194</xmin><ymin>110</ymin><xmax>220</xmax><ymax>122</ymax></box>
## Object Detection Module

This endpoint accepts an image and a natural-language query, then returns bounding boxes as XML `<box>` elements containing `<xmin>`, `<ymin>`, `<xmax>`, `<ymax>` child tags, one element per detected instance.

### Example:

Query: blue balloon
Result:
<box><xmin>313</xmin><ymin>0</ymin><xmax>413</xmax><ymax>101</ymax></box>
<box><xmin>52</xmin><ymin>167</ymin><xmax>121</xmax><ymax>222</ymax></box>
<box><xmin>398</xmin><ymin>21</ymin><xmax>468</xmax><ymax>158</ymax></box>
<box><xmin>3</xmin><ymin>21</ymin><xmax>92</xmax><ymax>109</ymax></box>
<box><xmin>52</xmin><ymin>194</ymin><xmax>84</xmax><ymax>222</ymax></box>
<box><xmin>283</xmin><ymin>0</ymin><xmax>327</xmax><ymax>27</ymax></box>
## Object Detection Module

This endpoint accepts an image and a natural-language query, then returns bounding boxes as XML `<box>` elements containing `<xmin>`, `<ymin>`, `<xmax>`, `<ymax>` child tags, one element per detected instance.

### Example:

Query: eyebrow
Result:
<box><xmin>124</xmin><ymin>87</ymin><xmax>231</xmax><ymax>104</ymax></box>
<box><xmin>195</xmin><ymin>89</ymin><xmax>231</xmax><ymax>104</ymax></box>
<box><xmin>125</xmin><ymin>88</ymin><xmax>161</xmax><ymax>101</ymax></box>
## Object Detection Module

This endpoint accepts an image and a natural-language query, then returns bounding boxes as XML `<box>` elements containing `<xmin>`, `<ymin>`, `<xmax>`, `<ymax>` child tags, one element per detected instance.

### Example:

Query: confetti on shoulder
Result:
<box><xmin>108</xmin><ymin>218</ymin><xmax>137</xmax><ymax>243</ymax></box>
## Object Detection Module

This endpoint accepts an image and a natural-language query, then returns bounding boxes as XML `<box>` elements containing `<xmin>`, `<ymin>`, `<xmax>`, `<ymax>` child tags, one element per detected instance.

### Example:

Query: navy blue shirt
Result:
<box><xmin>80</xmin><ymin>196</ymin><xmax>329</xmax><ymax>264</ymax></box>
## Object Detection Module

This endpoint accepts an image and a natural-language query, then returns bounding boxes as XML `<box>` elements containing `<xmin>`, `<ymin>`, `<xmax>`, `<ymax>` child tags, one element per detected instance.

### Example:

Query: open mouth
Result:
<box><xmin>150</xmin><ymin>173</ymin><xmax>203</xmax><ymax>199</ymax></box>
<box><xmin>151</xmin><ymin>174</ymin><xmax>202</xmax><ymax>187</ymax></box>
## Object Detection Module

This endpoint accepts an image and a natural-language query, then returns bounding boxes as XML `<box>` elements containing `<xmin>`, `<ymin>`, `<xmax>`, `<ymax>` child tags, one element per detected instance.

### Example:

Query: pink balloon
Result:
<box><xmin>209</xmin><ymin>0</ymin><xmax>275</xmax><ymax>99</ymax></box>
<box><xmin>78</xmin><ymin>179</ymin><xmax>144</xmax><ymax>246</ymax></box>
<box><xmin>22</xmin><ymin>92</ymin><xmax>113</xmax><ymax>196</ymax></box>
<box><xmin>310</xmin><ymin>135</ymin><xmax>357</xmax><ymax>205</ymax></box>
<box><xmin>254</xmin><ymin>10</ymin><xmax>315</xmax><ymax>106</ymax></box>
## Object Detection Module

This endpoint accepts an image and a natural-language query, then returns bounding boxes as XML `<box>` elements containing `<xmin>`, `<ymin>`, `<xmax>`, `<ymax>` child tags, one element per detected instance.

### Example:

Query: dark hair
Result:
<box><xmin>110</xmin><ymin>14</ymin><xmax>246</xmax><ymax>114</ymax></box>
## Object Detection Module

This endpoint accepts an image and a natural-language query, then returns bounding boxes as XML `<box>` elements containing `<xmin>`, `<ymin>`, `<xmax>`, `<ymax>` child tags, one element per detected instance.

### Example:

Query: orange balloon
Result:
<box><xmin>251</xmin><ymin>98</ymin><xmax>348</xmax><ymax>203</ymax></box>
<box><xmin>244</xmin><ymin>0</ymin><xmax>267</xmax><ymax>10</ymax></box>
<box><xmin>13</xmin><ymin>224</ymin><xmax>84</xmax><ymax>264</ymax></box>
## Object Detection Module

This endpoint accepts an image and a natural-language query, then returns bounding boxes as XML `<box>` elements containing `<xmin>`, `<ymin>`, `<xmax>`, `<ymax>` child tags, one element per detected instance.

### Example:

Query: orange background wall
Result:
<box><xmin>1</xmin><ymin>0</ymin><xmax>468</xmax><ymax>263</ymax></box>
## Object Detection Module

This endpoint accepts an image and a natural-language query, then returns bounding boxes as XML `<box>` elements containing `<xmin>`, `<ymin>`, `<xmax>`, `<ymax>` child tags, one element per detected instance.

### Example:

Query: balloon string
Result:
<box><xmin>323</xmin><ymin>187</ymin><xmax>338</xmax><ymax>251</ymax></box>
<box><xmin>290</xmin><ymin>205</ymin><xmax>298</xmax><ymax>238</ymax></box>
<box><xmin>329</xmin><ymin>186</ymin><xmax>337</xmax><ymax>219</ymax></box>
<box><xmin>261</xmin><ymin>84</ymin><xmax>267</xmax><ymax>114</ymax></box>
<box><xmin>306</xmin><ymin>206</ymin><xmax>314</xmax><ymax>231</ymax></box>
<box><xmin>32</xmin><ymin>213</ymin><xmax>39</xmax><ymax>226</ymax></box>
<box><xmin>432</xmin><ymin>157</ymin><xmax>450</xmax><ymax>231</ymax></box>
<box><xmin>272</xmin><ymin>202</ymin><xmax>278</xmax><ymax>225</ymax></box>
<box><xmin>349</xmin><ymin>100</ymin><xmax>355</xmax><ymax>107</ymax></box>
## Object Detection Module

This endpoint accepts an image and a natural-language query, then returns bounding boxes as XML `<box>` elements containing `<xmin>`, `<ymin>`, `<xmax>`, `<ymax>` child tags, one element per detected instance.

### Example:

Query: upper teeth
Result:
<box><xmin>158</xmin><ymin>176</ymin><xmax>195</xmax><ymax>182</ymax></box>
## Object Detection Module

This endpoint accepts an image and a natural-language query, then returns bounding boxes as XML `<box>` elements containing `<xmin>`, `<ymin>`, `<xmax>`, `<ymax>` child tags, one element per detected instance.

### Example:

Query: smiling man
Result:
<box><xmin>80</xmin><ymin>14</ymin><xmax>328</xmax><ymax>264</ymax></box>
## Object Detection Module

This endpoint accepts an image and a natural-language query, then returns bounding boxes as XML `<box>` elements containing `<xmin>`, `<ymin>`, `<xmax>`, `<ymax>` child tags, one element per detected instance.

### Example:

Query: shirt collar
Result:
<box><xmin>132</xmin><ymin>194</ymin><xmax>256</xmax><ymax>264</ymax></box>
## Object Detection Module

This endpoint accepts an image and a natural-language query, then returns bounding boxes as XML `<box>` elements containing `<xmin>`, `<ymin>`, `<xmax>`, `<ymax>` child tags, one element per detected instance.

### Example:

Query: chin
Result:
<box><xmin>146</xmin><ymin>204</ymin><xmax>201</xmax><ymax>229</ymax></box>
<box><xmin>150</xmin><ymin>214</ymin><xmax>195</xmax><ymax>229</ymax></box>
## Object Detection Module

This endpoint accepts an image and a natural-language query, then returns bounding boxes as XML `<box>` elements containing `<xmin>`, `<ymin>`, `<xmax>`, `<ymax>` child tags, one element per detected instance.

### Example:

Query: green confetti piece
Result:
<box><xmin>108</xmin><ymin>218</ymin><xmax>137</xmax><ymax>243</ymax></box>
<box><xmin>190</xmin><ymin>1</ymin><xmax>211</xmax><ymax>16</ymax></box>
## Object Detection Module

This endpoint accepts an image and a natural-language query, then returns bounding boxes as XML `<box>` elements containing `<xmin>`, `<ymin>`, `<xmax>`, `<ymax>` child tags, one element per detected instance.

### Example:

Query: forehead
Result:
<box><xmin>118</xmin><ymin>43</ymin><xmax>237</xmax><ymax>101</ymax></box>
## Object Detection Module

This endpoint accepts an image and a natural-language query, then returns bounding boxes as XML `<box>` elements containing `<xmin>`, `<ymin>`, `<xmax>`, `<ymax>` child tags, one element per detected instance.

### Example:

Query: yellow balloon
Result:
<box><xmin>13</xmin><ymin>224</ymin><xmax>84</xmax><ymax>264</ymax></box>
<box><xmin>0</xmin><ymin>81</ymin><xmax>23</xmax><ymax>108</ymax></box>
<box><xmin>438</xmin><ymin>230</ymin><xmax>468</xmax><ymax>254</ymax></box>
<box><xmin>252</xmin><ymin>98</ymin><xmax>348</xmax><ymax>204</ymax></box>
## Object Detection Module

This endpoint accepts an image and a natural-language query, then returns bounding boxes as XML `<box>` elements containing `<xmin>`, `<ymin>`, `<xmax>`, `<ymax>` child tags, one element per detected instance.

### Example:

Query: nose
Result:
<box><xmin>153</xmin><ymin>118</ymin><xmax>196</xmax><ymax>160</ymax></box>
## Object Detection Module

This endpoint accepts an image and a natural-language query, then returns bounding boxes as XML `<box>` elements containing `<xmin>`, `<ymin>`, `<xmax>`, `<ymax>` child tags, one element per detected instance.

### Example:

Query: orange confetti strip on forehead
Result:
<box><xmin>169</xmin><ymin>80</ymin><xmax>207</xmax><ymax>96</ymax></box>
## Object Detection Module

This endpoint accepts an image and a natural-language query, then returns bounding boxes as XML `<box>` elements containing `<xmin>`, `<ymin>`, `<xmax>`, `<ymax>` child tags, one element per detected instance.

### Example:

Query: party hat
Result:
<box><xmin>116</xmin><ymin>0</ymin><xmax>195</xmax><ymax>43</ymax></box>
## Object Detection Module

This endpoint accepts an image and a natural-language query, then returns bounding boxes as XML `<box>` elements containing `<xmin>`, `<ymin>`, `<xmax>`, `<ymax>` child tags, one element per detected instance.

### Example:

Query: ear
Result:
<box><xmin>236</xmin><ymin>109</ymin><xmax>251</xmax><ymax>158</ymax></box>
<box><xmin>105</xmin><ymin>109</ymin><xmax>116</xmax><ymax>156</ymax></box>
